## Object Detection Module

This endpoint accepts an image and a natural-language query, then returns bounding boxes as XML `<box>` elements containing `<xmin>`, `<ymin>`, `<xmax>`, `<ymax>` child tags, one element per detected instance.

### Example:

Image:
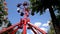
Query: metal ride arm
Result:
<box><xmin>11</xmin><ymin>28</ymin><xmax>19</xmax><ymax>34</ymax></box>
<box><xmin>30</xmin><ymin>27</ymin><xmax>37</xmax><ymax>34</ymax></box>
<box><xmin>0</xmin><ymin>22</ymin><xmax>21</xmax><ymax>34</ymax></box>
<box><xmin>27</xmin><ymin>22</ymin><xmax>47</xmax><ymax>34</ymax></box>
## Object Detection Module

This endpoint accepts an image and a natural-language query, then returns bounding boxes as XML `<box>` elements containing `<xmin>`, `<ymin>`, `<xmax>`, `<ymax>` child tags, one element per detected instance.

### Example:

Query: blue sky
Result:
<box><xmin>6</xmin><ymin>0</ymin><xmax>51</xmax><ymax>34</ymax></box>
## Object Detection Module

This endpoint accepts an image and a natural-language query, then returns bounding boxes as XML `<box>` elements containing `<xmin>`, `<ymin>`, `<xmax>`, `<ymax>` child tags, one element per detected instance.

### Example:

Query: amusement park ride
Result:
<box><xmin>0</xmin><ymin>1</ymin><xmax>46</xmax><ymax>34</ymax></box>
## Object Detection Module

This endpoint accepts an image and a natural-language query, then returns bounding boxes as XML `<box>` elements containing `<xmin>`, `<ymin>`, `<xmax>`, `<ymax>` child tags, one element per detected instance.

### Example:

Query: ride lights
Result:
<box><xmin>17</xmin><ymin>2</ymin><xmax>28</xmax><ymax>16</ymax></box>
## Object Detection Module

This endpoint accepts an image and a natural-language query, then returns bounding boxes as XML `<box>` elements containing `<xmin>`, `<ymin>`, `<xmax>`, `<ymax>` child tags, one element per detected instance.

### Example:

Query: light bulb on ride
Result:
<box><xmin>17</xmin><ymin>7</ymin><xmax>20</xmax><ymax>13</ymax></box>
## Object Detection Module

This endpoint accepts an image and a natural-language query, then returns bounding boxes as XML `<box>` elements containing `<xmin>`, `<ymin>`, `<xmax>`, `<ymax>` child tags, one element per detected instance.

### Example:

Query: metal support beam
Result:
<box><xmin>23</xmin><ymin>19</ymin><xmax>27</xmax><ymax>34</ymax></box>
<box><xmin>28</xmin><ymin>23</ymin><xmax>47</xmax><ymax>34</ymax></box>
<box><xmin>31</xmin><ymin>27</ymin><xmax>37</xmax><ymax>34</ymax></box>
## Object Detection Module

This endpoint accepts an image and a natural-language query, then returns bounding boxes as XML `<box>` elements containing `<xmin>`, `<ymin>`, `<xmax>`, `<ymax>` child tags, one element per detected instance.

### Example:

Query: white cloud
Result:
<box><xmin>34</xmin><ymin>22</ymin><xmax>42</xmax><ymax>27</ymax></box>
<box><xmin>47</xmin><ymin>21</ymin><xmax>50</xmax><ymax>24</ymax></box>
<box><xmin>42</xmin><ymin>21</ymin><xmax>50</xmax><ymax>27</ymax></box>
<box><xmin>42</xmin><ymin>23</ymin><xmax>48</xmax><ymax>27</ymax></box>
<box><xmin>40</xmin><ymin>27</ymin><xmax>48</xmax><ymax>32</ymax></box>
<box><xmin>27</xmin><ymin>33</ymin><xmax>29</xmax><ymax>34</ymax></box>
<box><xmin>46</xmin><ymin>9</ymin><xmax>49</xmax><ymax>11</ymax></box>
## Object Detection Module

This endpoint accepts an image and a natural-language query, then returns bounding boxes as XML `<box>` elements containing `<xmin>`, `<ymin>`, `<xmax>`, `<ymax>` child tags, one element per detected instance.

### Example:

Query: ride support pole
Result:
<box><xmin>23</xmin><ymin>19</ymin><xmax>27</xmax><ymax>34</ymax></box>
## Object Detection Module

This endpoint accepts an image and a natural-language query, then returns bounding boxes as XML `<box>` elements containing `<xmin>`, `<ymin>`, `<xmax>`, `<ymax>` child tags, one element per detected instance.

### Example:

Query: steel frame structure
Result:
<box><xmin>0</xmin><ymin>2</ymin><xmax>47</xmax><ymax>34</ymax></box>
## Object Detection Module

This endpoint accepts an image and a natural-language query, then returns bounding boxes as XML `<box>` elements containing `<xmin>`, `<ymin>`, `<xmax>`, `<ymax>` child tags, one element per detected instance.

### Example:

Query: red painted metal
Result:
<box><xmin>31</xmin><ymin>27</ymin><xmax>37</xmax><ymax>34</ymax></box>
<box><xmin>27</xmin><ymin>23</ymin><xmax>46</xmax><ymax>34</ymax></box>
<box><xmin>11</xmin><ymin>28</ymin><xmax>19</xmax><ymax>34</ymax></box>
<box><xmin>23</xmin><ymin>19</ymin><xmax>27</xmax><ymax>34</ymax></box>
<box><xmin>0</xmin><ymin>22</ymin><xmax>20</xmax><ymax>34</ymax></box>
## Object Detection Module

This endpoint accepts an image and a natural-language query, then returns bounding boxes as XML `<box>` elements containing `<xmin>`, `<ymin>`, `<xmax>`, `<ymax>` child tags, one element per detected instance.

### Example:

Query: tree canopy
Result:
<box><xmin>29</xmin><ymin>0</ymin><xmax>60</xmax><ymax>15</ymax></box>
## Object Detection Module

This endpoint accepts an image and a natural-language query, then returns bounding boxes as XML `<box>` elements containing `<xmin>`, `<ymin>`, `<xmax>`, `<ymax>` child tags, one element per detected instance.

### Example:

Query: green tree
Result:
<box><xmin>29</xmin><ymin>0</ymin><xmax>60</xmax><ymax>34</ymax></box>
<box><xmin>0</xmin><ymin>0</ymin><xmax>12</xmax><ymax>34</ymax></box>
